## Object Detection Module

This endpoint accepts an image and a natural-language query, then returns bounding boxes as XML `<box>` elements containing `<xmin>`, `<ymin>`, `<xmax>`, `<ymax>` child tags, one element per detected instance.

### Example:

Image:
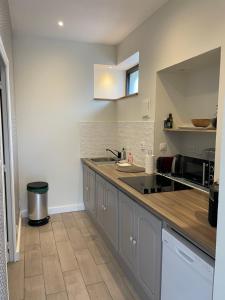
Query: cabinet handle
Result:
<box><xmin>130</xmin><ymin>236</ymin><xmax>133</xmax><ymax>242</ymax></box>
<box><xmin>86</xmin><ymin>186</ymin><xmax>89</xmax><ymax>191</ymax></box>
<box><xmin>132</xmin><ymin>239</ymin><xmax>137</xmax><ymax>246</ymax></box>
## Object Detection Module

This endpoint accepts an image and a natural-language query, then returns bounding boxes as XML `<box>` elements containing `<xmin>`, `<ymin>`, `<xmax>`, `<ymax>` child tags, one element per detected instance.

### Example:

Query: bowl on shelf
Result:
<box><xmin>191</xmin><ymin>119</ymin><xmax>211</xmax><ymax>128</ymax></box>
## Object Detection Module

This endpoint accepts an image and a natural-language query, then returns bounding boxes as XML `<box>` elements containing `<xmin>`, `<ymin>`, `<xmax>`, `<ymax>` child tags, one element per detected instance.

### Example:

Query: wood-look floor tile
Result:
<box><xmin>75</xmin><ymin>217</ymin><xmax>91</xmax><ymax>236</ymax></box>
<box><xmin>40</xmin><ymin>231</ymin><xmax>57</xmax><ymax>257</ymax></box>
<box><xmin>47</xmin><ymin>291</ymin><xmax>68</xmax><ymax>300</ymax></box>
<box><xmin>67</xmin><ymin>227</ymin><xmax>87</xmax><ymax>251</ymax></box>
<box><xmin>8</xmin><ymin>253</ymin><xmax>24</xmax><ymax>300</ymax></box>
<box><xmin>62</xmin><ymin>212</ymin><xmax>77</xmax><ymax>229</ymax></box>
<box><xmin>43</xmin><ymin>255</ymin><xmax>65</xmax><ymax>295</ymax></box>
<box><xmin>39</xmin><ymin>222</ymin><xmax>52</xmax><ymax>233</ymax></box>
<box><xmin>10</xmin><ymin>213</ymin><xmax>140</xmax><ymax>300</ymax></box>
<box><xmin>87</xmin><ymin>282</ymin><xmax>112</xmax><ymax>300</ymax></box>
<box><xmin>52</xmin><ymin>221</ymin><xmax>68</xmax><ymax>242</ymax></box>
<box><xmin>87</xmin><ymin>238</ymin><xmax>112</xmax><ymax>265</ymax></box>
<box><xmin>86</xmin><ymin>223</ymin><xmax>100</xmax><ymax>240</ymax></box>
<box><xmin>122</xmin><ymin>276</ymin><xmax>142</xmax><ymax>300</ymax></box>
<box><xmin>75</xmin><ymin>249</ymin><xmax>102</xmax><ymax>285</ymax></box>
<box><xmin>82</xmin><ymin>216</ymin><xmax>93</xmax><ymax>227</ymax></box>
<box><xmin>56</xmin><ymin>240</ymin><xmax>78</xmax><ymax>272</ymax></box>
<box><xmin>25</xmin><ymin>247</ymin><xmax>42</xmax><ymax>277</ymax></box>
<box><xmin>63</xmin><ymin>270</ymin><xmax>90</xmax><ymax>300</ymax></box>
<box><xmin>72</xmin><ymin>211</ymin><xmax>88</xmax><ymax>220</ymax></box>
<box><xmin>24</xmin><ymin>226</ymin><xmax>40</xmax><ymax>251</ymax></box>
<box><xmin>20</xmin><ymin>226</ymin><xmax>26</xmax><ymax>253</ymax></box>
<box><xmin>50</xmin><ymin>214</ymin><xmax>62</xmax><ymax>223</ymax></box>
<box><xmin>25</xmin><ymin>275</ymin><xmax>45</xmax><ymax>300</ymax></box>
<box><xmin>98</xmin><ymin>263</ymin><xmax>135</xmax><ymax>300</ymax></box>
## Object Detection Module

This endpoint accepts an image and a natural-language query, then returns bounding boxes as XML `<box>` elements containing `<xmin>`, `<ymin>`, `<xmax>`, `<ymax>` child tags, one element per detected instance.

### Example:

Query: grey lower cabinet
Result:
<box><xmin>96</xmin><ymin>174</ymin><xmax>105</xmax><ymax>228</ymax></box>
<box><xmin>83</xmin><ymin>165</ymin><xmax>96</xmax><ymax>217</ymax></box>
<box><xmin>96</xmin><ymin>174</ymin><xmax>118</xmax><ymax>250</ymax></box>
<box><xmin>118</xmin><ymin>191</ymin><xmax>162</xmax><ymax>300</ymax></box>
<box><xmin>119</xmin><ymin>191</ymin><xmax>137</xmax><ymax>273</ymax></box>
<box><xmin>83</xmin><ymin>166</ymin><xmax>162</xmax><ymax>300</ymax></box>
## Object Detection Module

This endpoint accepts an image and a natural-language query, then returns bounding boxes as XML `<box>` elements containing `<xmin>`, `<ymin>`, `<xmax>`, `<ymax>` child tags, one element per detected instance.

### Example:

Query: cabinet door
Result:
<box><xmin>96</xmin><ymin>174</ymin><xmax>105</xmax><ymax>229</ymax></box>
<box><xmin>83</xmin><ymin>165</ymin><xmax>89</xmax><ymax>210</ymax></box>
<box><xmin>88</xmin><ymin>168</ymin><xmax>96</xmax><ymax>217</ymax></box>
<box><xmin>118</xmin><ymin>192</ymin><xmax>137</xmax><ymax>273</ymax></box>
<box><xmin>136</xmin><ymin>206</ymin><xmax>162</xmax><ymax>300</ymax></box>
<box><xmin>104</xmin><ymin>182</ymin><xmax>118</xmax><ymax>250</ymax></box>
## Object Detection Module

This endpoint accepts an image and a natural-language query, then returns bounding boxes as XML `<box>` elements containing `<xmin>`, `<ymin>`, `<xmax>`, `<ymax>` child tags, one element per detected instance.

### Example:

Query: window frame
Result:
<box><xmin>126</xmin><ymin>64</ymin><xmax>139</xmax><ymax>96</ymax></box>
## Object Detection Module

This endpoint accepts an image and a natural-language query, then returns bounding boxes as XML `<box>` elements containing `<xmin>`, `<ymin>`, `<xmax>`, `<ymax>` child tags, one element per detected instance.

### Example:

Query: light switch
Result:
<box><xmin>160</xmin><ymin>143</ymin><xmax>167</xmax><ymax>152</ymax></box>
<box><xmin>141</xmin><ymin>98</ymin><xmax>150</xmax><ymax>118</ymax></box>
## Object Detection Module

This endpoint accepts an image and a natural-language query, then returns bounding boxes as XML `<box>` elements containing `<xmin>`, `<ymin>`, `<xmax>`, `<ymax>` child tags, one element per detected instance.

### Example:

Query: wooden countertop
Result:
<box><xmin>82</xmin><ymin>159</ymin><xmax>217</xmax><ymax>258</ymax></box>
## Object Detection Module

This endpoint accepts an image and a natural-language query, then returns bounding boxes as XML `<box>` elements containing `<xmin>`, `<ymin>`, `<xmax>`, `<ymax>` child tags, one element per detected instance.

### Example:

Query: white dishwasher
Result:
<box><xmin>161</xmin><ymin>229</ymin><xmax>214</xmax><ymax>300</ymax></box>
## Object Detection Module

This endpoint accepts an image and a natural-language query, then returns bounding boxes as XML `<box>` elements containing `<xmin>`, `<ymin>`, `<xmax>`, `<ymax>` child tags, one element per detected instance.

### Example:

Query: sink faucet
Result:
<box><xmin>106</xmin><ymin>148</ymin><xmax>122</xmax><ymax>160</ymax></box>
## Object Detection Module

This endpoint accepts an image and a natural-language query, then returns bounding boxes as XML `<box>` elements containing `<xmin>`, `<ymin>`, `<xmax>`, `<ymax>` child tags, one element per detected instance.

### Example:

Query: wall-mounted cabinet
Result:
<box><xmin>155</xmin><ymin>48</ymin><xmax>221</xmax><ymax>163</ymax></box>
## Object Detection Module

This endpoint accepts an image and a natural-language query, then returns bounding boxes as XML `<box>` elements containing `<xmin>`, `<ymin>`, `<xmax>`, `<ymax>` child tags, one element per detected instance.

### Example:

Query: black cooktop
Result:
<box><xmin>119</xmin><ymin>174</ymin><xmax>192</xmax><ymax>194</ymax></box>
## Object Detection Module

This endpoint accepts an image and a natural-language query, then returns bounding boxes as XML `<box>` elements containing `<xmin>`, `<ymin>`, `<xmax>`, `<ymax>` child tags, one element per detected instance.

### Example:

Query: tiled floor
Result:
<box><xmin>7</xmin><ymin>211</ymin><xmax>141</xmax><ymax>300</ymax></box>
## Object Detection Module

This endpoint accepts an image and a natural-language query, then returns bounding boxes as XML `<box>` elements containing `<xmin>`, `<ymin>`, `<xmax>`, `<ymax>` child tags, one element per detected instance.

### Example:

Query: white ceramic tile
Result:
<box><xmin>80</xmin><ymin>121</ymin><xmax>155</xmax><ymax>167</ymax></box>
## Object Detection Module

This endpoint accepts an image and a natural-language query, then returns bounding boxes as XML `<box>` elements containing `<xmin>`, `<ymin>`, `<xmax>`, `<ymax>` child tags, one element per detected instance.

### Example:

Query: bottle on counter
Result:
<box><xmin>127</xmin><ymin>152</ymin><xmax>133</xmax><ymax>164</ymax></box>
<box><xmin>121</xmin><ymin>148</ymin><xmax>126</xmax><ymax>160</ymax></box>
<box><xmin>145</xmin><ymin>150</ymin><xmax>154</xmax><ymax>174</ymax></box>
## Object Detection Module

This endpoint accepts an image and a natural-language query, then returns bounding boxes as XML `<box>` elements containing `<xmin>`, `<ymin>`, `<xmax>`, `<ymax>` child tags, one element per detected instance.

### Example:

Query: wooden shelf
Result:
<box><xmin>164</xmin><ymin>128</ymin><xmax>216</xmax><ymax>133</ymax></box>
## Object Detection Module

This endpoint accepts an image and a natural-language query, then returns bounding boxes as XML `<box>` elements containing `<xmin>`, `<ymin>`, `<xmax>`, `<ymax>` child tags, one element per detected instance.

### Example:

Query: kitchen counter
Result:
<box><xmin>82</xmin><ymin>159</ymin><xmax>217</xmax><ymax>258</ymax></box>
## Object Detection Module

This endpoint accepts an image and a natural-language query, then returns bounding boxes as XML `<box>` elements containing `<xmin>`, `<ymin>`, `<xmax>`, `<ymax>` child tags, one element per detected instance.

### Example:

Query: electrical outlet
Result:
<box><xmin>140</xmin><ymin>141</ymin><xmax>146</xmax><ymax>151</ymax></box>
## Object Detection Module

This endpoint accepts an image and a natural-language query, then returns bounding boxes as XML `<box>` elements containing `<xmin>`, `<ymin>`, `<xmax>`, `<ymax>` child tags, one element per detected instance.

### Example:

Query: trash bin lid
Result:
<box><xmin>27</xmin><ymin>182</ymin><xmax>48</xmax><ymax>191</ymax></box>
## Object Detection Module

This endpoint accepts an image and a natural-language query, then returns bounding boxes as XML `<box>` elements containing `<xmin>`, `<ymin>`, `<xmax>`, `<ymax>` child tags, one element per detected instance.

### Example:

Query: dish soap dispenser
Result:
<box><xmin>127</xmin><ymin>152</ymin><xmax>133</xmax><ymax>164</ymax></box>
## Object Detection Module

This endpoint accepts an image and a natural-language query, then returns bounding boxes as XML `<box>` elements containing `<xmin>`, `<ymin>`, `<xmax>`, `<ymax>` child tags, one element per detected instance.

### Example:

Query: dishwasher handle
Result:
<box><xmin>176</xmin><ymin>247</ymin><xmax>195</xmax><ymax>264</ymax></box>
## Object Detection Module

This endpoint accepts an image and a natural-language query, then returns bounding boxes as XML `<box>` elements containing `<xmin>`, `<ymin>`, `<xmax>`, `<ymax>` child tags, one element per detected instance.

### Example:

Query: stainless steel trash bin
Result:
<box><xmin>27</xmin><ymin>182</ymin><xmax>49</xmax><ymax>226</ymax></box>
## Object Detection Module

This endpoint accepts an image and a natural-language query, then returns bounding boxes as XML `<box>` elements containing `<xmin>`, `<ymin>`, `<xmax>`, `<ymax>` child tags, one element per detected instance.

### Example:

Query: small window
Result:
<box><xmin>126</xmin><ymin>65</ymin><xmax>139</xmax><ymax>96</ymax></box>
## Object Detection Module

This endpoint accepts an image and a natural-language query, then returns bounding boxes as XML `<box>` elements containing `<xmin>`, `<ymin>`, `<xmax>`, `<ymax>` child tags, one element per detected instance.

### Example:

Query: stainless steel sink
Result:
<box><xmin>90</xmin><ymin>157</ymin><xmax>117</xmax><ymax>164</ymax></box>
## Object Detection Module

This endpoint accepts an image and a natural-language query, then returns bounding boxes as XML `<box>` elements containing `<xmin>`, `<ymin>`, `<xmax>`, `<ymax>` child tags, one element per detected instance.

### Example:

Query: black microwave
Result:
<box><xmin>182</xmin><ymin>156</ymin><xmax>214</xmax><ymax>188</ymax></box>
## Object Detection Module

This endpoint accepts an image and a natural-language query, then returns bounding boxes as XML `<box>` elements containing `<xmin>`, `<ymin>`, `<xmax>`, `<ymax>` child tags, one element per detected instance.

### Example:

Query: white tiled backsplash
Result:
<box><xmin>80</xmin><ymin>122</ymin><xmax>118</xmax><ymax>158</ymax></box>
<box><xmin>80</xmin><ymin>121</ymin><xmax>155</xmax><ymax>167</ymax></box>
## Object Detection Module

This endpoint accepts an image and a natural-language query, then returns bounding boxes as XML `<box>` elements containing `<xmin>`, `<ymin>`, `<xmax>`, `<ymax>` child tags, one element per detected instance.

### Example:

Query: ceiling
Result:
<box><xmin>8</xmin><ymin>0</ymin><xmax>167</xmax><ymax>45</ymax></box>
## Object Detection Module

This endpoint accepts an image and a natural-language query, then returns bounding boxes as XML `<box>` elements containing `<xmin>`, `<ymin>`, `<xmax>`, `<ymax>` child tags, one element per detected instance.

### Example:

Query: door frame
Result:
<box><xmin>0</xmin><ymin>36</ymin><xmax>17</xmax><ymax>262</ymax></box>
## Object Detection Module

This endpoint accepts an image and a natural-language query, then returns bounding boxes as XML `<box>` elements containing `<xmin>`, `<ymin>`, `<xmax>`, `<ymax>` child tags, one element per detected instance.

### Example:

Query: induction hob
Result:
<box><xmin>119</xmin><ymin>174</ymin><xmax>192</xmax><ymax>194</ymax></box>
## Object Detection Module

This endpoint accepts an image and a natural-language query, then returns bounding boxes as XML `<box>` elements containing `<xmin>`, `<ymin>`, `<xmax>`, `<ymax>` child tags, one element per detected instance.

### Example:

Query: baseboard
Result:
<box><xmin>21</xmin><ymin>203</ymin><xmax>85</xmax><ymax>218</ymax></box>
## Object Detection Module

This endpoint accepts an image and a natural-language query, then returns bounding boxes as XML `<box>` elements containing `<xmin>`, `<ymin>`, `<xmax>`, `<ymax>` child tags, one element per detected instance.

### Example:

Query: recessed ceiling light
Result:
<box><xmin>58</xmin><ymin>21</ymin><xmax>64</xmax><ymax>27</ymax></box>
<box><xmin>108</xmin><ymin>66</ymin><xmax>113</xmax><ymax>69</ymax></box>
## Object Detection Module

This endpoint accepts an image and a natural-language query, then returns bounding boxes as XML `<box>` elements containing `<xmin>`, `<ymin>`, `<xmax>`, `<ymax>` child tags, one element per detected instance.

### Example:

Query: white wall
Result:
<box><xmin>13</xmin><ymin>35</ymin><xmax>117</xmax><ymax>212</ymax></box>
<box><xmin>116</xmin><ymin>0</ymin><xmax>225</xmax><ymax>179</ymax></box>
<box><xmin>94</xmin><ymin>66</ymin><xmax>125</xmax><ymax>99</ymax></box>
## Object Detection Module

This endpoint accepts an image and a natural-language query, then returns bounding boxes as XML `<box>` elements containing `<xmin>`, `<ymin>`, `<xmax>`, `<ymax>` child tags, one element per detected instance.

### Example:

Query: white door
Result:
<box><xmin>0</xmin><ymin>67</ymin><xmax>8</xmax><ymax>299</ymax></box>
<box><xmin>0</xmin><ymin>58</ymin><xmax>14</xmax><ymax>261</ymax></box>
